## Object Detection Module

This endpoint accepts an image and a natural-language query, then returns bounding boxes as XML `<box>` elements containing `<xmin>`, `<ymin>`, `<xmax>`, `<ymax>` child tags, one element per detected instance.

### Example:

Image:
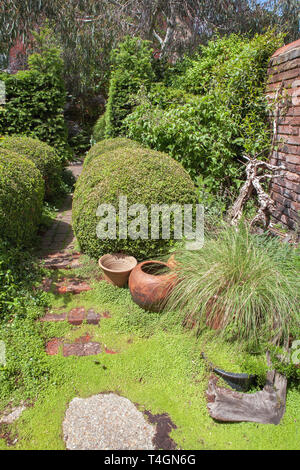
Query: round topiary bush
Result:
<box><xmin>73</xmin><ymin>146</ymin><xmax>197</xmax><ymax>260</ymax></box>
<box><xmin>0</xmin><ymin>148</ymin><xmax>45</xmax><ymax>246</ymax></box>
<box><xmin>0</xmin><ymin>135</ymin><xmax>63</xmax><ymax>200</ymax></box>
<box><xmin>84</xmin><ymin>137</ymin><xmax>142</xmax><ymax>169</ymax></box>
<box><xmin>92</xmin><ymin>114</ymin><xmax>106</xmax><ymax>143</ymax></box>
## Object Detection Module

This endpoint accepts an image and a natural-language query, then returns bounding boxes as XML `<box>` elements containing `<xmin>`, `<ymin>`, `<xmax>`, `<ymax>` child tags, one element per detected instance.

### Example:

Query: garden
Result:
<box><xmin>0</xmin><ymin>1</ymin><xmax>299</xmax><ymax>451</ymax></box>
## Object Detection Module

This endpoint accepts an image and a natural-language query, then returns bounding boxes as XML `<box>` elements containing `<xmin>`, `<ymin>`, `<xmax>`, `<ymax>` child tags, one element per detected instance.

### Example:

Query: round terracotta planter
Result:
<box><xmin>99</xmin><ymin>254</ymin><xmax>138</xmax><ymax>288</ymax></box>
<box><xmin>128</xmin><ymin>261</ymin><xmax>177</xmax><ymax>312</ymax></box>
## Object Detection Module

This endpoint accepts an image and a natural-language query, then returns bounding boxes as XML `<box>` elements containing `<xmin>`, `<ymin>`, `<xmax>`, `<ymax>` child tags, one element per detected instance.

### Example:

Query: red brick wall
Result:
<box><xmin>266</xmin><ymin>39</ymin><xmax>300</xmax><ymax>231</ymax></box>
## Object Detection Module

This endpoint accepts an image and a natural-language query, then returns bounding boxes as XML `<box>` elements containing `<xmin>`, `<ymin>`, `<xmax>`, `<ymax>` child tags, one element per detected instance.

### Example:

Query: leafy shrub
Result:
<box><xmin>0</xmin><ymin>135</ymin><xmax>63</xmax><ymax>200</ymax></box>
<box><xmin>0</xmin><ymin>148</ymin><xmax>44</xmax><ymax>246</ymax></box>
<box><xmin>61</xmin><ymin>167</ymin><xmax>76</xmax><ymax>193</ymax></box>
<box><xmin>0</xmin><ymin>42</ymin><xmax>71</xmax><ymax>161</ymax></box>
<box><xmin>92</xmin><ymin>114</ymin><xmax>106</xmax><ymax>143</ymax></box>
<box><xmin>125</xmin><ymin>93</ymin><xmax>241</xmax><ymax>190</ymax></box>
<box><xmin>124</xmin><ymin>31</ymin><xmax>283</xmax><ymax>193</ymax></box>
<box><xmin>172</xmin><ymin>31</ymin><xmax>283</xmax><ymax>156</ymax></box>
<box><xmin>165</xmin><ymin>224</ymin><xmax>300</xmax><ymax>346</ymax></box>
<box><xmin>104</xmin><ymin>37</ymin><xmax>156</xmax><ymax>137</ymax></box>
<box><xmin>73</xmin><ymin>146</ymin><xmax>197</xmax><ymax>260</ymax></box>
<box><xmin>0</xmin><ymin>239</ymin><xmax>45</xmax><ymax>319</ymax></box>
<box><xmin>84</xmin><ymin>137</ymin><xmax>142</xmax><ymax>168</ymax></box>
<box><xmin>0</xmin><ymin>241</ymin><xmax>23</xmax><ymax>320</ymax></box>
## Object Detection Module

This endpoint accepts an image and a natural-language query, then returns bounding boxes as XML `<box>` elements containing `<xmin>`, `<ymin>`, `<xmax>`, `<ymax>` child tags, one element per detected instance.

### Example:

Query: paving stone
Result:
<box><xmin>46</xmin><ymin>338</ymin><xmax>62</xmax><ymax>355</ymax></box>
<box><xmin>68</xmin><ymin>307</ymin><xmax>86</xmax><ymax>325</ymax></box>
<box><xmin>57</xmin><ymin>279</ymin><xmax>92</xmax><ymax>295</ymax></box>
<box><xmin>62</xmin><ymin>394</ymin><xmax>155</xmax><ymax>450</ymax></box>
<box><xmin>43</xmin><ymin>252</ymin><xmax>82</xmax><ymax>270</ymax></box>
<box><xmin>69</xmin><ymin>259</ymin><xmax>82</xmax><ymax>269</ymax></box>
<box><xmin>0</xmin><ymin>405</ymin><xmax>27</xmax><ymax>424</ymax></box>
<box><xmin>86</xmin><ymin>309</ymin><xmax>101</xmax><ymax>325</ymax></box>
<box><xmin>44</xmin><ymin>258</ymin><xmax>71</xmax><ymax>270</ymax></box>
<box><xmin>40</xmin><ymin>313</ymin><xmax>67</xmax><ymax>322</ymax></box>
<box><xmin>63</xmin><ymin>342</ymin><xmax>101</xmax><ymax>357</ymax></box>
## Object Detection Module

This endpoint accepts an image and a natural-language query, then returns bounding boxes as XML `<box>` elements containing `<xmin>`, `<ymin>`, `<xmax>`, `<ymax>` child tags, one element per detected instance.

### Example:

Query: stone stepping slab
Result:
<box><xmin>46</xmin><ymin>334</ymin><xmax>103</xmax><ymax>357</ymax></box>
<box><xmin>39</xmin><ymin>278</ymin><xmax>92</xmax><ymax>295</ymax></box>
<box><xmin>56</xmin><ymin>278</ymin><xmax>92</xmax><ymax>295</ymax></box>
<box><xmin>40</xmin><ymin>308</ymin><xmax>102</xmax><ymax>326</ymax></box>
<box><xmin>43</xmin><ymin>252</ymin><xmax>82</xmax><ymax>270</ymax></box>
<box><xmin>62</xmin><ymin>394</ymin><xmax>155</xmax><ymax>450</ymax></box>
<box><xmin>46</xmin><ymin>334</ymin><xmax>118</xmax><ymax>357</ymax></box>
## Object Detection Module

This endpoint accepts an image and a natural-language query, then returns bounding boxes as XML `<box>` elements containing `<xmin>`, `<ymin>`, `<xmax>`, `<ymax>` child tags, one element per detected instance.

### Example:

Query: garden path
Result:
<box><xmin>36</xmin><ymin>161</ymin><xmax>174</xmax><ymax>451</ymax></box>
<box><xmin>38</xmin><ymin>161</ymin><xmax>103</xmax><ymax>355</ymax></box>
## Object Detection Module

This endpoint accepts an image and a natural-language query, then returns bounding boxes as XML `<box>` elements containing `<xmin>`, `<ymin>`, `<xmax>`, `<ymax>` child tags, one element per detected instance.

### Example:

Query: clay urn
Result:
<box><xmin>128</xmin><ymin>260</ymin><xmax>177</xmax><ymax>312</ymax></box>
<box><xmin>99</xmin><ymin>253</ymin><xmax>137</xmax><ymax>288</ymax></box>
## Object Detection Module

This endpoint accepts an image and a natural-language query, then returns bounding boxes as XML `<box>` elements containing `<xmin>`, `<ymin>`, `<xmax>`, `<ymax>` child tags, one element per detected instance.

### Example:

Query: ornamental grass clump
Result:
<box><xmin>165</xmin><ymin>224</ymin><xmax>299</xmax><ymax>346</ymax></box>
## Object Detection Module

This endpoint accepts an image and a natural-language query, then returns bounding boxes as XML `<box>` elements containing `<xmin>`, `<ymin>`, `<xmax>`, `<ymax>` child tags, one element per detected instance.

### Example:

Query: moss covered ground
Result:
<box><xmin>0</xmin><ymin>255</ymin><xmax>299</xmax><ymax>450</ymax></box>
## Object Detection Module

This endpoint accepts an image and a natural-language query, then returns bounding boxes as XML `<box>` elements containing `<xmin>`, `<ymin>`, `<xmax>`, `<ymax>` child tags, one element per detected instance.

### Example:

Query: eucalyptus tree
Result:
<box><xmin>0</xmin><ymin>0</ymin><xmax>297</xmax><ymax>99</ymax></box>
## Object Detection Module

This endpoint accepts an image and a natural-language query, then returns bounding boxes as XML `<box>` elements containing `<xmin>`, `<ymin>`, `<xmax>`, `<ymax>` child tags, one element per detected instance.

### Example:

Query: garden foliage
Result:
<box><xmin>119</xmin><ymin>31</ymin><xmax>284</xmax><ymax>193</ymax></box>
<box><xmin>83</xmin><ymin>137</ymin><xmax>142</xmax><ymax>168</ymax></box>
<box><xmin>0</xmin><ymin>43</ymin><xmax>70</xmax><ymax>160</ymax></box>
<box><xmin>0</xmin><ymin>148</ymin><xmax>44</xmax><ymax>246</ymax></box>
<box><xmin>73</xmin><ymin>141</ymin><xmax>197</xmax><ymax>260</ymax></box>
<box><xmin>92</xmin><ymin>114</ymin><xmax>106</xmax><ymax>144</ymax></box>
<box><xmin>0</xmin><ymin>135</ymin><xmax>63</xmax><ymax>201</ymax></box>
<box><xmin>104</xmin><ymin>37</ymin><xmax>156</xmax><ymax>138</ymax></box>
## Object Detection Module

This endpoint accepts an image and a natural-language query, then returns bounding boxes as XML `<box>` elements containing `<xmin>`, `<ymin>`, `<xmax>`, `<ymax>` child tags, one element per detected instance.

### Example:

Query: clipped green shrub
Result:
<box><xmin>0</xmin><ymin>148</ymin><xmax>44</xmax><ymax>246</ymax></box>
<box><xmin>92</xmin><ymin>114</ymin><xmax>106</xmax><ymax>143</ymax></box>
<box><xmin>0</xmin><ymin>135</ymin><xmax>62</xmax><ymax>200</ymax></box>
<box><xmin>84</xmin><ymin>137</ymin><xmax>142</xmax><ymax>168</ymax></box>
<box><xmin>105</xmin><ymin>37</ymin><xmax>156</xmax><ymax>137</ymax></box>
<box><xmin>73</xmin><ymin>147</ymin><xmax>197</xmax><ymax>259</ymax></box>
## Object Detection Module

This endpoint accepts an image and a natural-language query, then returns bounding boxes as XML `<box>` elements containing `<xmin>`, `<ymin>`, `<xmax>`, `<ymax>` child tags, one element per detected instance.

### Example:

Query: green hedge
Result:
<box><xmin>84</xmin><ymin>137</ymin><xmax>142</xmax><ymax>168</ymax></box>
<box><xmin>0</xmin><ymin>135</ymin><xmax>63</xmax><ymax>200</ymax></box>
<box><xmin>104</xmin><ymin>37</ymin><xmax>156</xmax><ymax>138</ymax></box>
<box><xmin>92</xmin><ymin>114</ymin><xmax>106</xmax><ymax>143</ymax></box>
<box><xmin>0</xmin><ymin>148</ymin><xmax>44</xmax><ymax>246</ymax></box>
<box><xmin>73</xmin><ymin>146</ymin><xmax>197</xmax><ymax>260</ymax></box>
<box><xmin>0</xmin><ymin>46</ymin><xmax>71</xmax><ymax>161</ymax></box>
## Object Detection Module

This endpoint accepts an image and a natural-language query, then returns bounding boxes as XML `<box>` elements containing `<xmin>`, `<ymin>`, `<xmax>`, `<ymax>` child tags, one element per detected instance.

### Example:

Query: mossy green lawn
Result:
<box><xmin>0</xmin><ymin>258</ymin><xmax>299</xmax><ymax>450</ymax></box>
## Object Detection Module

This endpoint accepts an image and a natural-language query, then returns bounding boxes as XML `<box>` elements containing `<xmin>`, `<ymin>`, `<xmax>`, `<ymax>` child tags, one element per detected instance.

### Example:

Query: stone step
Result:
<box><xmin>39</xmin><ymin>278</ymin><xmax>92</xmax><ymax>295</ymax></box>
<box><xmin>40</xmin><ymin>308</ymin><xmax>102</xmax><ymax>326</ymax></box>
<box><xmin>46</xmin><ymin>335</ymin><xmax>101</xmax><ymax>357</ymax></box>
<box><xmin>43</xmin><ymin>251</ymin><xmax>82</xmax><ymax>270</ymax></box>
<box><xmin>45</xmin><ymin>334</ymin><xmax>118</xmax><ymax>357</ymax></box>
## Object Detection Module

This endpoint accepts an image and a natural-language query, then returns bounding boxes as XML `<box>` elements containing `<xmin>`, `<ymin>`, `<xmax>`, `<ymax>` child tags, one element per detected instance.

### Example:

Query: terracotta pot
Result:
<box><xmin>99</xmin><ymin>254</ymin><xmax>137</xmax><ymax>287</ymax></box>
<box><xmin>129</xmin><ymin>261</ymin><xmax>177</xmax><ymax>312</ymax></box>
